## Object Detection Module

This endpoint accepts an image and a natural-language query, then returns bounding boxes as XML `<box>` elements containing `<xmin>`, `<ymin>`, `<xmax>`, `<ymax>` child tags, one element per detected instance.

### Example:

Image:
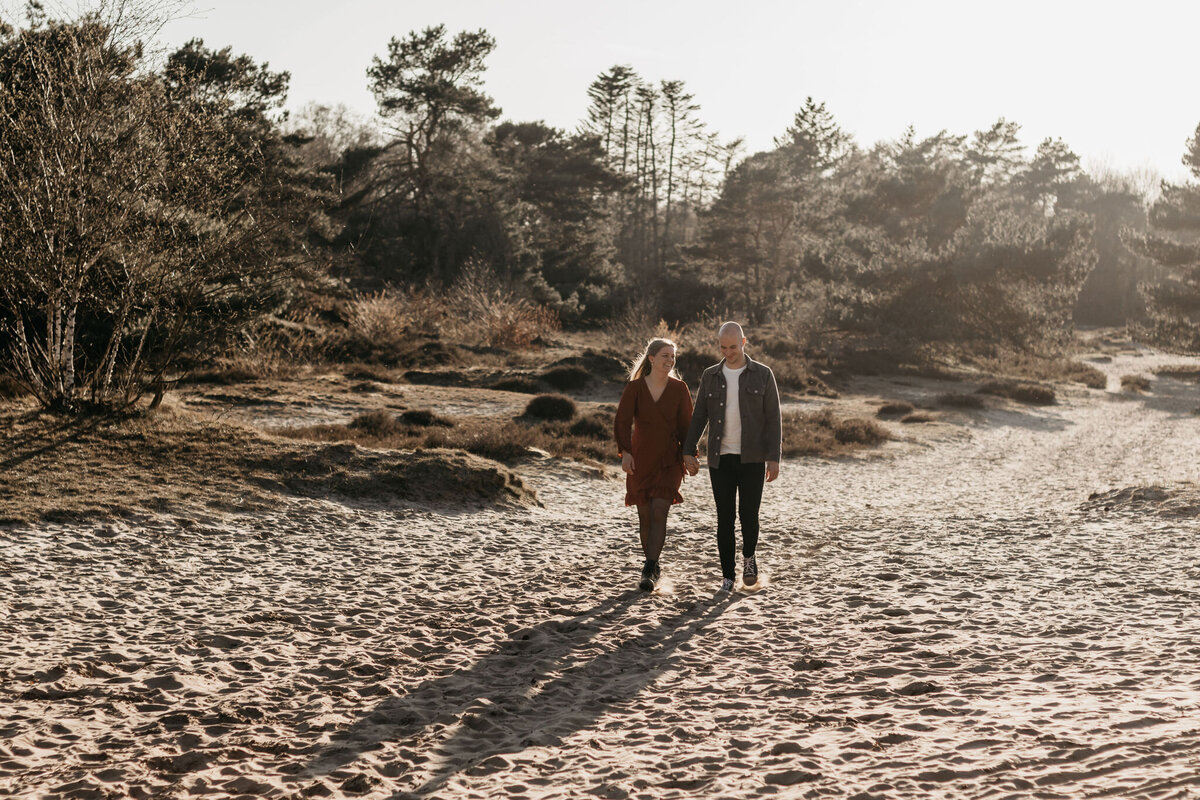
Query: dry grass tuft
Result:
<box><xmin>978</xmin><ymin>381</ymin><xmax>1056</xmax><ymax>405</ymax></box>
<box><xmin>1120</xmin><ymin>374</ymin><xmax>1152</xmax><ymax>393</ymax></box>
<box><xmin>782</xmin><ymin>409</ymin><xmax>890</xmax><ymax>457</ymax></box>
<box><xmin>522</xmin><ymin>394</ymin><xmax>577</xmax><ymax>421</ymax></box>
<box><xmin>833</xmin><ymin>417</ymin><xmax>890</xmax><ymax>445</ymax></box>
<box><xmin>876</xmin><ymin>402</ymin><xmax>915</xmax><ymax>417</ymax></box>
<box><xmin>938</xmin><ymin>393</ymin><xmax>986</xmax><ymax>409</ymax></box>
<box><xmin>337</xmin><ymin>265</ymin><xmax>560</xmax><ymax>362</ymax></box>
<box><xmin>901</xmin><ymin>413</ymin><xmax>937</xmax><ymax>423</ymax></box>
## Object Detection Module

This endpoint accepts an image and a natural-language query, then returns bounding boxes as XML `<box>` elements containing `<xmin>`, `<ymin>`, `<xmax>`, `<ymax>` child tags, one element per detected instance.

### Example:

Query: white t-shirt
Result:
<box><xmin>721</xmin><ymin>363</ymin><xmax>747</xmax><ymax>455</ymax></box>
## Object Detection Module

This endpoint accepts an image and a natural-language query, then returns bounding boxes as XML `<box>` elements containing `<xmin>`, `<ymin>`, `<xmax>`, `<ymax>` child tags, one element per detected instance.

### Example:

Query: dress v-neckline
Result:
<box><xmin>644</xmin><ymin>376</ymin><xmax>669</xmax><ymax>403</ymax></box>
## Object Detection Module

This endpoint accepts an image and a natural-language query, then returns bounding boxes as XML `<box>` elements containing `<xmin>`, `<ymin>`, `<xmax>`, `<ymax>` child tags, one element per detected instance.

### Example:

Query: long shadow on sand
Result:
<box><xmin>0</xmin><ymin>411</ymin><xmax>106</xmax><ymax>471</ymax></box>
<box><xmin>293</xmin><ymin>589</ymin><xmax>734</xmax><ymax>797</ymax></box>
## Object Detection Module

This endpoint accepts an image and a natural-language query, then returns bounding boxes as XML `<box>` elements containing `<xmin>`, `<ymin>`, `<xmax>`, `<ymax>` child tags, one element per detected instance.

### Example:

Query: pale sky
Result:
<box><xmin>151</xmin><ymin>0</ymin><xmax>1196</xmax><ymax>182</ymax></box>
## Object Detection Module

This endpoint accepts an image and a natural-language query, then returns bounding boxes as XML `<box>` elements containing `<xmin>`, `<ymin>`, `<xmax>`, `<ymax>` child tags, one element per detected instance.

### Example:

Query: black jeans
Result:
<box><xmin>709</xmin><ymin>453</ymin><xmax>765</xmax><ymax>580</ymax></box>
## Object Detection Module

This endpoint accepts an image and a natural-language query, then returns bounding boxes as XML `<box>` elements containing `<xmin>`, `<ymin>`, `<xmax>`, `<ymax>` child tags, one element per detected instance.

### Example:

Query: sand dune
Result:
<box><xmin>5</xmin><ymin>345</ymin><xmax>1200</xmax><ymax>798</ymax></box>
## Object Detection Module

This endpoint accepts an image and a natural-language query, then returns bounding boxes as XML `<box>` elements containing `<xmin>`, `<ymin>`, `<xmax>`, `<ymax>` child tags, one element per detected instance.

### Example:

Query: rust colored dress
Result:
<box><xmin>614</xmin><ymin>376</ymin><xmax>694</xmax><ymax>506</ymax></box>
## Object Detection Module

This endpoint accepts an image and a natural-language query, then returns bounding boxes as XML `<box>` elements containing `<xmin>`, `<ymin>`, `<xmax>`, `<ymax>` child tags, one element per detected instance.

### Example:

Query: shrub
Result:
<box><xmin>901</xmin><ymin>413</ymin><xmax>936</xmax><ymax>423</ymax></box>
<box><xmin>1120</xmin><ymin>374</ymin><xmax>1151</xmax><ymax>393</ymax></box>
<box><xmin>343</xmin><ymin>291</ymin><xmax>412</xmax><ymax>350</ymax></box>
<box><xmin>522</xmin><ymin>394</ymin><xmax>576</xmax><ymax>421</ymax></box>
<box><xmin>452</xmin><ymin>263</ymin><xmax>560</xmax><ymax>350</ymax></box>
<box><xmin>541</xmin><ymin>365</ymin><xmax>591</xmax><ymax>391</ymax></box>
<box><xmin>937</xmin><ymin>393</ymin><xmax>985</xmax><ymax>409</ymax></box>
<box><xmin>876</xmin><ymin>402</ymin><xmax>914</xmax><ymax>417</ymax></box>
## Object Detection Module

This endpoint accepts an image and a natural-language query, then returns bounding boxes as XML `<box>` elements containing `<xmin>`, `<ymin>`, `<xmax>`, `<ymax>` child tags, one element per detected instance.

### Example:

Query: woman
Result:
<box><xmin>614</xmin><ymin>338</ymin><xmax>695</xmax><ymax>591</ymax></box>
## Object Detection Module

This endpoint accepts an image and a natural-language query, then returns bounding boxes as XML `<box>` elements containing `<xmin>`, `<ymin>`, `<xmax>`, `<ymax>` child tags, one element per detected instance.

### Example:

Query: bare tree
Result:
<box><xmin>0</xmin><ymin>6</ymin><xmax>329</xmax><ymax>409</ymax></box>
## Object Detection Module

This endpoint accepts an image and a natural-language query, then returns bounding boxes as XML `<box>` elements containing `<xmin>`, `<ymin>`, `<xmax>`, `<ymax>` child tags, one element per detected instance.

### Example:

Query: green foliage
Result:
<box><xmin>697</xmin><ymin>109</ymin><xmax>1100</xmax><ymax>353</ymax></box>
<box><xmin>1130</xmin><ymin>132</ymin><xmax>1200</xmax><ymax>349</ymax></box>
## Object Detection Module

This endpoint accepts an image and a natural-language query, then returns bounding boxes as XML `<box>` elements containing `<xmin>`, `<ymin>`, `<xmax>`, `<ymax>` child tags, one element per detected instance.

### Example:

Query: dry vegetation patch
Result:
<box><xmin>876</xmin><ymin>402</ymin><xmax>915</xmax><ymax>418</ymax></box>
<box><xmin>977</xmin><ymin>381</ymin><xmax>1056</xmax><ymax>405</ymax></box>
<box><xmin>0</xmin><ymin>405</ymin><xmax>538</xmax><ymax>525</ymax></box>
<box><xmin>280</xmin><ymin>406</ymin><xmax>616</xmax><ymax>466</ymax></box>
<box><xmin>1081</xmin><ymin>485</ymin><xmax>1200</xmax><ymax>518</ymax></box>
<box><xmin>1120</xmin><ymin>374</ymin><xmax>1152</xmax><ymax>393</ymax></box>
<box><xmin>782</xmin><ymin>409</ymin><xmax>891</xmax><ymax>457</ymax></box>
<box><xmin>1154</xmin><ymin>365</ymin><xmax>1200</xmax><ymax>381</ymax></box>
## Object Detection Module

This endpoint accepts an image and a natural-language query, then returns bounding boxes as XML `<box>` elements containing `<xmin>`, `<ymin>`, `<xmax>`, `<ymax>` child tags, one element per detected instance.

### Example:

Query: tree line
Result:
<box><xmin>3</xmin><ymin>7</ymin><xmax>1200</xmax><ymax>411</ymax></box>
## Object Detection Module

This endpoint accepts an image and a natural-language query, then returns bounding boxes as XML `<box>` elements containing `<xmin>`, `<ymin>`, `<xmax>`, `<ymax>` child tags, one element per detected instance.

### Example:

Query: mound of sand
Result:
<box><xmin>0</xmin><ymin>404</ymin><xmax>538</xmax><ymax>524</ymax></box>
<box><xmin>1080</xmin><ymin>484</ymin><xmax>1200</xmax><ymax>517</ymax></box>
<box><xmin>261</xmin><ymin>443</ymin><xmax>540</xmax><ymax>509</ymax></box>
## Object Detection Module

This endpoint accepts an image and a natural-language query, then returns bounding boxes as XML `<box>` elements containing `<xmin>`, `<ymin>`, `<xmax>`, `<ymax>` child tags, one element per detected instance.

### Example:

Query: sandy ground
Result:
<box><xmin>6</xmin><ymin>344</ymin><xmax>1200</xmax><ymax>799</ymax></box>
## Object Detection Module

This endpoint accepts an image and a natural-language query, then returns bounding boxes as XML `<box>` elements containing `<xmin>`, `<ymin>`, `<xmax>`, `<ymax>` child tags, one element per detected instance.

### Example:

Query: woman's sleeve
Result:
<box><xmin>614</xmin><ymin>381</ymin><xmax>637</xmax><ymax>456</ymax></box>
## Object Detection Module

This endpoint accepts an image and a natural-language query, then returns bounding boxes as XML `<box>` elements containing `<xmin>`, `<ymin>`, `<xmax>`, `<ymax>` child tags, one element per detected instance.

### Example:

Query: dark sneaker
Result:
<box><xmin>718</xmin><ymin>577</ymin><xmax>735</xmax><ymax>593</ymax></box>
<box><xmin>639</xmin><ymin>561</ymin><xmax>657</xmax><ymax>591</ymax></box>
<box><xmin>743</xmin><ymin>555</ymin><xmax>759</xmax><ymax>586</ymax></box>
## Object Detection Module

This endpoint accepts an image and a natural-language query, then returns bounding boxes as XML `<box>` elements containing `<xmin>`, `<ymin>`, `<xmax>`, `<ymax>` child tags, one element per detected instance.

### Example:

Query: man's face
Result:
<box><xmin>719</xmin><ymin>333</ymin><xmax>745</xmax><ymax>364</ymax></box>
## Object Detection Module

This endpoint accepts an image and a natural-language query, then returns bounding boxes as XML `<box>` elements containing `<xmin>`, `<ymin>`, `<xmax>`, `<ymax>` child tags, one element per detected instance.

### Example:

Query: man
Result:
<box><xmin>683</xmin><ymin>322</ymin><xmax>782</xmax><ymax>593</ymax></box>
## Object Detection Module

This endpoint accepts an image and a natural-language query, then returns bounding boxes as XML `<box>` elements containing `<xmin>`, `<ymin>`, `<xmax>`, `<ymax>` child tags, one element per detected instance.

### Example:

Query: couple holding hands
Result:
<box><xmin>614</xmin><ymin>322</ymin><xmax>783</xmax><ymax>594</ymax></box>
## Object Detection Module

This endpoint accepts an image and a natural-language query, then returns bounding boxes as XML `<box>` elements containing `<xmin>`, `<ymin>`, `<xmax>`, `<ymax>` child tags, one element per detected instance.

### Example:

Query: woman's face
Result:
<box><xmin>649</xmin><ymin>346</ymin><xmax>676</xmax><ymax>376</ymax></box>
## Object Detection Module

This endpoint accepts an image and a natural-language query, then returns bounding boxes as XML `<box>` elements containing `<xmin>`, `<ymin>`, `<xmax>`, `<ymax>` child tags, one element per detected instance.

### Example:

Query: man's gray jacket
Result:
<box><xmin>683</xmin><ymin>355</ymin><xmax>782</xmax><ymax>468</ymax></box>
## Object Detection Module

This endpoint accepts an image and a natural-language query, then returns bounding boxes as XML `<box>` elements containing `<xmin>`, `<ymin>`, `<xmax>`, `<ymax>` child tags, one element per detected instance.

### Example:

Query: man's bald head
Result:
<box><xmin>717</xmin><ymin>321</ymin><xmax>747</xmax><ymax>367</ymax></box>
<box><xmin>718</xmin><ymin>321</ymin><xmax>744</xmax><ymax>341</ymax></box>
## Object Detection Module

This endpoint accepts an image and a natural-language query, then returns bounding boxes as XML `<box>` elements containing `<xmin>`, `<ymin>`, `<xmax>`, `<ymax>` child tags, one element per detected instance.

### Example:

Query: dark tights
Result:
<box><xmin>635</xmin><ymin>497</ymin><xmax>671</xmax><ymax>562</ymax></box>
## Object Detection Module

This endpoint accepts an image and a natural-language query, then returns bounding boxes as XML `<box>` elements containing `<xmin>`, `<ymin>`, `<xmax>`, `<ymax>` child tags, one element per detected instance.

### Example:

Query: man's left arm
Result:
<box><xmin>764</xmin><ymin>366</ymin><xmax>782</xmax><ymax>482</ymax></box>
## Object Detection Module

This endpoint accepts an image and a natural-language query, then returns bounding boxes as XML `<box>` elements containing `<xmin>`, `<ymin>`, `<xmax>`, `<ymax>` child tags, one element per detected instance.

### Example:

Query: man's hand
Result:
<box><xmin>766</xmin><ymin>461</ymin><xmax>780</xmax><ymax>482</ymax></box>
<box><xmin>622</xmin><ymin>453</ymin><xmax>635</xmax><ymax>474</ymax></box>
<box><xmin>682</xmin><ymin>455</ymin><xmax>700</xmax><ymax>476</ymax></box>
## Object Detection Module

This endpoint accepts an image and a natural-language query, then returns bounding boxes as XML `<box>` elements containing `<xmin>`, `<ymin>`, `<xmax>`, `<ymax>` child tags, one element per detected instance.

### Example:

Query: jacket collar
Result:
<box><xmin>716</xmin><ymin>354</ymin><xmax>760</xmax><ymax>372</ymax></box>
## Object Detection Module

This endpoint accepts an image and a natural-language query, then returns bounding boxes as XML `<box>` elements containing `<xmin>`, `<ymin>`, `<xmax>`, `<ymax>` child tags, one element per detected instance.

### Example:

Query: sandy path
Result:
<box><xmin>5</xmin><ymin>348</ymin><xmax>1200</xmax><ymax>798</ymax></box>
